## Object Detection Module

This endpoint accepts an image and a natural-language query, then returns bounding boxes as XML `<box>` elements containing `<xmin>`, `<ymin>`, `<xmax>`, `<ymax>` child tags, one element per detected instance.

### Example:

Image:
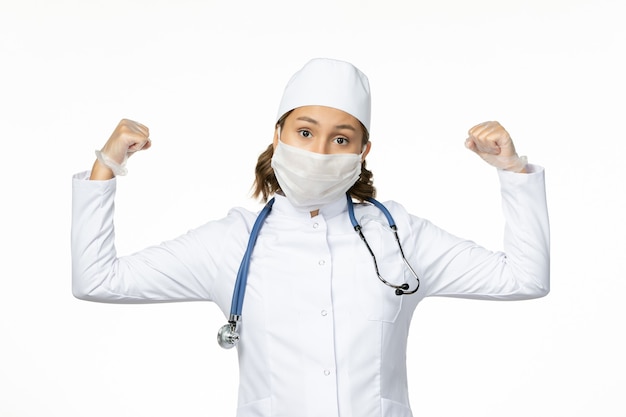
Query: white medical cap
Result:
<box><xmin>276</xmin><ymin>58</ymin><xmax>371</xmax><ymax>132</ymax></box>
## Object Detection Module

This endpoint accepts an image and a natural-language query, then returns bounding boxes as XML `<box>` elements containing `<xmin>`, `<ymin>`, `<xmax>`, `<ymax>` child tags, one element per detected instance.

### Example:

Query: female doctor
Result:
<box><xmin>72</xmin><ymin>58</ymin><xmax>550</xmax><ymax>417</ymax></box>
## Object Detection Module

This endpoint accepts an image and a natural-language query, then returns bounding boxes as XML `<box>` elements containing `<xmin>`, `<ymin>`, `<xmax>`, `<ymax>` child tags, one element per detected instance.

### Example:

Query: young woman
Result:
<box><xmin>72</xmin><ymin>58</ymin><xmax>549</xmax><ymax>417</ymax></box>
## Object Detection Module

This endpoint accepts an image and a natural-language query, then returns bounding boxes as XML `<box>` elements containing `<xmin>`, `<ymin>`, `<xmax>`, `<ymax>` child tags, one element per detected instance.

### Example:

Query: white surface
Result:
<box><xmin>1</xmin><ymin>0</ymin><xmax>624</xmax><ymax>415</ymax></box>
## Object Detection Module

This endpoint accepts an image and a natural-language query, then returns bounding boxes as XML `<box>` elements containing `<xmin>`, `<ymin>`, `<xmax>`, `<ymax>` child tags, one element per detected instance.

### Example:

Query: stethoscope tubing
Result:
<box><xmin>230</xmin><ymin>198</ymin><xmax>275</xmax><ymax>317</ymax></box>
<box><xmin>220</xmin><ymin>193</ymin><xmax>420</xmax><ymax>348</ymax></box>
<box><xmin>346</xmin><ymin>194</ymin><xmax>420</xmax><ymax>296</ymax></box>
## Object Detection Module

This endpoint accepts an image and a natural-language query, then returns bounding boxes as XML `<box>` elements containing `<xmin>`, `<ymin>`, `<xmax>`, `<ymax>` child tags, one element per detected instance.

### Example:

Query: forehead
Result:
<box><xmin>287</xmin><ymin>105</ymin><xmax>361</xmax><ymax>126</ymax></box>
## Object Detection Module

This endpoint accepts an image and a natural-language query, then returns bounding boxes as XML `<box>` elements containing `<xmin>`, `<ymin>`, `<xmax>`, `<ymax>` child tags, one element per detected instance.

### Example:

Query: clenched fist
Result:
<box><xmin>91</xmin><ymin>119</ymin><xmax>152</xmax><ymax>180</ymax></box>
<box><xmin>465</xmin><ymin>121</ymin><xmax>527</xmax><ymax>173</ymax></box>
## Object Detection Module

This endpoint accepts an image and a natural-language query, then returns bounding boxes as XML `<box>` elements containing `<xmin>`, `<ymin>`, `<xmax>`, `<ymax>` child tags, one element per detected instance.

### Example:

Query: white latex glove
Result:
<box><xmin>465</xmin><ymin>121</ymin><xmax>527</xmax><ymax>173</ymax></box>
<box><xmin>96</xmin><ymin>119</ymin><xmax>151</xmax><ymax>176</ymax></box>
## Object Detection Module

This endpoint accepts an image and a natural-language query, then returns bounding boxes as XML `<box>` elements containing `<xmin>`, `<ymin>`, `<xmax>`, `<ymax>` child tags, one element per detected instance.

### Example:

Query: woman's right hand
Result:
<box><xmin>90</xmin><ymin>119</ymin><xmax>152</xmax><ymax>180</ymax></box>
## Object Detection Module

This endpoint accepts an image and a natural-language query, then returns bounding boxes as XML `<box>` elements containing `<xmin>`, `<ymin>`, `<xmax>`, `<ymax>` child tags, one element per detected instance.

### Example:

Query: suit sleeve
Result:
<box><xmin>414</xmin><ymin>165</ymin><xmax>550</xmax><ymax>300</ymax></box>
<box><xmin>71</xmin><ymin>171</ymin><xmax>248</xmax><ymax>304</ymax></box>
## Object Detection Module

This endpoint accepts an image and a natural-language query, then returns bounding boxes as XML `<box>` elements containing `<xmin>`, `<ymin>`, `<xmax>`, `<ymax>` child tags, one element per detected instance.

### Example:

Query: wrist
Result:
<box><xmin>94</xmin><ymin>149</ymin><xmax>128</xmax><ymax>177</ymax></box>
<box><xmin>89</xmin><ymin>159</ymin><xmax>115</xmax><ymax>181</ymax></box>
<box><xmin>505</xmin><ymin>155</ymin><xmax>528</xmax><ymax>173</ymax></box>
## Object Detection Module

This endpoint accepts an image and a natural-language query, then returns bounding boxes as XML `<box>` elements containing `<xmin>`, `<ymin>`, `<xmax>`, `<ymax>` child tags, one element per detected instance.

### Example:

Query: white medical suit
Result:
<box><xmin>71</xmin><ymin>165</ymin><xmax>550</xmax><ymax>417</ymax></box>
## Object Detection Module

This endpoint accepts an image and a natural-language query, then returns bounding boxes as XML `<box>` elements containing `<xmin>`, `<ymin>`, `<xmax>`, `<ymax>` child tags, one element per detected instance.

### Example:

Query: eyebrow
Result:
<box><xmin>296</xmin><ymin>116</ymin><xmax>356</xmax><ymax>131</ymax></box>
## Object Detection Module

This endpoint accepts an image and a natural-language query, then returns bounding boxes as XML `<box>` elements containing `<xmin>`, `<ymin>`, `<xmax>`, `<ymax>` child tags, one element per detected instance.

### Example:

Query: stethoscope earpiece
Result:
<box><xmin>395</xmin><ymin>283</ymin><xmax>411</xmax><ymax>296</ymax></box>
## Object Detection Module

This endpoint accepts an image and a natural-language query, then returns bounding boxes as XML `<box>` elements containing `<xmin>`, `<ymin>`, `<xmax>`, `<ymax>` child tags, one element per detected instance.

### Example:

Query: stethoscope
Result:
<box><xmin>217</xmin><ymin>193</ymin><xmax>421</xmax><ymax>349</ymax></box>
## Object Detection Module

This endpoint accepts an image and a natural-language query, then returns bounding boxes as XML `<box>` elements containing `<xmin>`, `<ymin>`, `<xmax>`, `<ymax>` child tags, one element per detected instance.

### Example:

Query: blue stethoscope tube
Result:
<box><xmin>217</xmin><ymin>197</ymin><xmax>275</xmax><ymax>349</ymax></box>
<box><xmin>231</xmin><ymin>198</ymin><xmax>275</xmax><ymax>318</ymax></box>
<box><xmin>217</xmin><ymin>194</ymin><xmax>420</xmax><ymax>349</ymax></box>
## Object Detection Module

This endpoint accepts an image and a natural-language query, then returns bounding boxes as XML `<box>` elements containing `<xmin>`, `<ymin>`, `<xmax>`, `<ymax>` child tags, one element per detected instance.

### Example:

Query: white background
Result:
<box><xmin>1</xmin><ymin>0</ymin><xmax>625</xmax><ymax>415</ymax></box>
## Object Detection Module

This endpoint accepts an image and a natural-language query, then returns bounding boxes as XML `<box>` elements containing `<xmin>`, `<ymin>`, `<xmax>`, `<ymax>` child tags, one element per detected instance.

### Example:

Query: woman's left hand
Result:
<box><xmin>465</xmin><ymin>121</ymin><xmax>527</xmax><ymax>173</ymax></box>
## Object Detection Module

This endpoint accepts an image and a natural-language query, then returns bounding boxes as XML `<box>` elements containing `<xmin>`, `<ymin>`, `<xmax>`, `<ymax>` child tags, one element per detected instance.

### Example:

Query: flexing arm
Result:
<box><xmin>72</xmin><ymin>119</ymin><xmax>217</xmax><ymax>303</ymax></box>
<box><xmin>415</xmin><ymin>122</ymin><xmax>549</xmax><ymax>299</ymax></box>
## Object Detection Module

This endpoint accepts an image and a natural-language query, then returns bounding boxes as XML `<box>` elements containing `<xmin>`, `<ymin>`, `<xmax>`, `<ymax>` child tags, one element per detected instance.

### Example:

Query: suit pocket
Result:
<box><xmin>236</xmin><ymin>396</ymin><xmax>271</xmax><ymax>417</ymax></box>
<box><xmin>381</xmin><ymin>397</ymin><xmax>413</xmax><ymax>417</ymax></box>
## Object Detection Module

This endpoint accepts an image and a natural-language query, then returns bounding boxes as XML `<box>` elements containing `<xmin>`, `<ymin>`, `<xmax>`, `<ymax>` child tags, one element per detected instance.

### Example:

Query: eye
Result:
<box><xmin>334</xmin><ymin>137</ymin><xmax>349</xmax><ymax>145</ymax></box>
<box><xmin>298</xmin><ymin>129</ymin><xmax>312</xmax><ymax>138</ymax></box>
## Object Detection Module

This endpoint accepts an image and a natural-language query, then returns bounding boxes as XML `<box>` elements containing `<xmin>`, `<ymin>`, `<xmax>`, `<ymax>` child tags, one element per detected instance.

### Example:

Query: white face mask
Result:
<box><xmin>271</xmin><ymin>138</ymin><xmax>362</xmax><ymax>211</ymax></box>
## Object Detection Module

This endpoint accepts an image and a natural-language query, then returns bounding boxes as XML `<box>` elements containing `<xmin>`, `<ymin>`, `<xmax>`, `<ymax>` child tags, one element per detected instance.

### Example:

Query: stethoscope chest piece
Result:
<box><xmin>217</xmin><ymin>316</ymin><xmax>241</xmax><ymax>349</ymax></box>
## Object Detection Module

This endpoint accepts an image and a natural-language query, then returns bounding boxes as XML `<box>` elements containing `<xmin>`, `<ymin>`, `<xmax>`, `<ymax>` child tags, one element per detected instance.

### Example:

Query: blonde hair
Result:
<box><xmin>252</xmin><ymin>111</ymin><xmax>376</xmax><ymax>202</ymax></box>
